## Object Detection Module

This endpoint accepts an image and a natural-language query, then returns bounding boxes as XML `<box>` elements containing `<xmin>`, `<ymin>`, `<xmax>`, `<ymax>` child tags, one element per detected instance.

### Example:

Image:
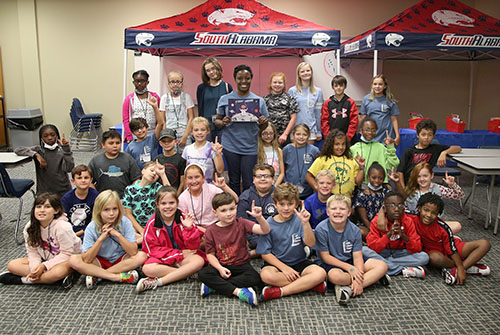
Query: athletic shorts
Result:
<box><xmin>263</xmin><ymin>259</ymin><xmax>315</xmax><ymax>274</ymax></box>
<box><xmin>425</xmin><ymin>238</ymin><xmax>466</xmax><ymax>258</ymax></box>
<box><xmin>96</xmin><ymin>254</ymin><xmax>126</xmax><ymax>269</ymax></box>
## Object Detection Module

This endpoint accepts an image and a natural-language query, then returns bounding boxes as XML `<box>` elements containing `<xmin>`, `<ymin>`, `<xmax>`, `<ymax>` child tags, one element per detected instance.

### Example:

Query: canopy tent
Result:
<box><xmin>124</xmin><ymin>0</ymin><xmax>340</xmax><ymax>58</ymax></box>
<box><xmin>339</xmin><ymin>0</ymin><xmax>500</xmax><ymax>128</ymax></box>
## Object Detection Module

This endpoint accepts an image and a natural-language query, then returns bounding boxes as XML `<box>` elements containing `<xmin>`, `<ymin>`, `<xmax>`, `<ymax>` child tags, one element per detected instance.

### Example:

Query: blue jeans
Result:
<box><xmin>223</xmin><ymin>149</ymin><xmax>257</xmax><ymax>196</ymax></box>
<box><xmin>362</xmin><ymin>246</ymin><xmax>429</xmax><ymax>276</ymax></box>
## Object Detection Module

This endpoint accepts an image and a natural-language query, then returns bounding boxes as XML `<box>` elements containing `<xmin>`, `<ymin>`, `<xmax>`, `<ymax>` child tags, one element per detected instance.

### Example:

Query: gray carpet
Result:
<box><xmin>0</xmin><ymin>151</ymin><xmax>498</xmax><ymax>335</ymax></box>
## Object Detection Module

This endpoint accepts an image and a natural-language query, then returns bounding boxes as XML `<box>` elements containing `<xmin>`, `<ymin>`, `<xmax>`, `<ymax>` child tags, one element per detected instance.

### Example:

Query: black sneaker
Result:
<box><xmin>379</xmin><ymin>274</ymin><xmax>392</xmax><ymax>286</ymax></box>
<box><xmin>0</xmin><ymin>272</ymin><xmax>23</xmax><ymax>285</ymax></box>
<box><xmin>62</xmin><ymin>271</ymin><xmax>81</xmax><ymax>289</ymax></box>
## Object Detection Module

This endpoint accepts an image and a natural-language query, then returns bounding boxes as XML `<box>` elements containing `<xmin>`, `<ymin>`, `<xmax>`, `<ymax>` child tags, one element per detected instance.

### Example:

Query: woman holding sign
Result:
<box><xmin>215</xmin><ymin>65</ymin><xmax>269</xmax><ymax>195</ymax></box>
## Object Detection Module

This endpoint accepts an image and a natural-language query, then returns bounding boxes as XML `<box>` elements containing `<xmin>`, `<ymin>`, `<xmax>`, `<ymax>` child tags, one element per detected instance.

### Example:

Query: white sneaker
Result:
<box><xmin>136</xmin><ymin>277</ymin><xmax>159</xmax><ymax>293</ymax></box>
<box><xmin>466</xmin><ymin>263</ymin><xmax>491</xmax><ymax>276</ymax></box>
<box><xmin>402</xmin><ymin>266</ymin><xmax>426</xmax><ymax>278</ymax></box>
<box><xmin>334</xmin><ymin>285</ymin><xmax>353</xmax><ymax>305</ymax></box>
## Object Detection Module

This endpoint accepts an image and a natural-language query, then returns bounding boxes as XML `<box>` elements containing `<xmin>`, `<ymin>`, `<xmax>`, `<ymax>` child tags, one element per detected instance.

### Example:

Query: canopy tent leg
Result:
<box><xmin>336</xmin><ymin>49</ymin><xmax>340</xmax><ymax>75</ymax></box>
<box><xmin>122</xmin><ymin>49</ymin><xmax>128</xmax><ymax>151</ymax></box>
<box><xmin>373</xmin><ymin>50</ymin><xmax>378</xmax><ymax>77</ymax></box>
<box><xmin>467</xmin><ymin>61</ymin><xmax>475</xmax><ymax>130</ymax></box>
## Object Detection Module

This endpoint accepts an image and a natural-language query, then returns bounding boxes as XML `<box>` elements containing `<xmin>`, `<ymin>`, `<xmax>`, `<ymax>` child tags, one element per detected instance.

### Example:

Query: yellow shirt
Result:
<box><xmin>308</xmin><ymin>155</ymin><xmax>359</xmax><ymax>198</ymax></box>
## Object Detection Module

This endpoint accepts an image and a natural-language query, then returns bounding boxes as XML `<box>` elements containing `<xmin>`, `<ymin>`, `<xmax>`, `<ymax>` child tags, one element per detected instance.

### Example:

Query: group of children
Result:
<box><xmin>0</xmin><ymin>64</ymin><xmax>492</xmax><ymax>307</ymax></box>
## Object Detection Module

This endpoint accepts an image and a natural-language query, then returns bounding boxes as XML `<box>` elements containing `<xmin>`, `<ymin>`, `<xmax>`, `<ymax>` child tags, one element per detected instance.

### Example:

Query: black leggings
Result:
<box><xmin>198</xmin><ymin>262</ymin><xmax>262</xmax><ymax>297</ymax></box>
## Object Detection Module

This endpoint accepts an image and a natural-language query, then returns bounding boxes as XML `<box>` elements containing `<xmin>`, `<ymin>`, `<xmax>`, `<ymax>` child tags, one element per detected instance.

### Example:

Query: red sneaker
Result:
<box><xmin>260</xmin><ymin>286</ymin><xmax>283</xmax><ymax>301</ymax></box>
<box><xmin>466</xmin><ymin>263</ymin><xmax>491</xmax><ymax>276</ymax></box>
<box><xmin>311</xmin><ymin>280</ymin><xmax>327</xmax><ymax>294</ymax></box>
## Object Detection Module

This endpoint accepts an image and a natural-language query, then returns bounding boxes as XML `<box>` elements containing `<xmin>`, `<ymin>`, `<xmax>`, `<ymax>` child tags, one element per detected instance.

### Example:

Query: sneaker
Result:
<box><xmin>136</xmin><ymin>277</ymin><xmax>158</xmax><ymax>293</ymax></box>
<box><xmin>304</xmin><ymin>246</ymin><xmax>311</xmax><ymax>258</ymax></box>
<box><xmin>200</xmin><ymin>283</ymin><xmax>215</xmax><ymax>297</ymax></box>
<box><xmin>334</xmin><ymin>285</ymin><xmax>352</xmax><ymax>305</ymax></box>
<box><xmin>379</xmin><ymin>274</ymin><xmax>392</xmax><ymax>286</ymax></box>
<box><xmin>466</xmin><ymin>263</ymin><xmax>491</xmax><ymax>276</ymax></box>
<box><xmin>121</xmin><ymin>270</ymin><xmax>139</xmax><ymax>284</ymax></box>
<box><xmin>311</xmin><ymin>281</ymin><xmax>327</xmax><ymax>294</ymax></box>
<box><xmin>260</xmin><ymin>285</ymin><xmax>283</xmax><ymax>301</ymax></box>
<box><xmin>85</xmin><ymin>275</ymin><xmax>101</xmax><ymax>289</ymax></box>
<box><xmin>402</xmin><ymin>266</ymin><xmax>426</xmax><ymax>278</ymax></box>
<box><xmin>0</xmin><ymin>272</ymin><xmax>23</xmax><ymax>285</ymax></box>
<box><xmin>238</xmin><ymin>287</ymin><xmax>258</xmax><ymax>306</ymax></box>
<box><xmin>62</xmin><ymin>271</ymin><xmax>81</xmax><ymax>289</ymax></box>
<box><xmin>442</xmin><ymin>267</ymin><xmax>457</xmax><ymax>285</ymax></box>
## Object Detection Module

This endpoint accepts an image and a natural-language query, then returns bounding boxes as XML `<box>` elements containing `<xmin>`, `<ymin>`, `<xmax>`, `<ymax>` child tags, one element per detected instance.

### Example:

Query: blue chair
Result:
<box><xmin>0</xmin><ymin>163</ymin><xmax>35</xmax><ymax>244</ymax></box>
<box><xmin>69</xmin><ymin>98</ymin><xmax>103</xmax><ymax>151</ymax></box>
<box><xmin>69</xmin><ymin>98</ymin><xmax>103</xmax><ymax>131</ymax></box>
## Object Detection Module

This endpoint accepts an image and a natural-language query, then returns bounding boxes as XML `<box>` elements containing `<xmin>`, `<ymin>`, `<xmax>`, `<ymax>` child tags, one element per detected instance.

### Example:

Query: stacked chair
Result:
<box><xmin>69</xmin><ymin>98</ymin><xmax>103</xmax><ymax>151</ymax></box>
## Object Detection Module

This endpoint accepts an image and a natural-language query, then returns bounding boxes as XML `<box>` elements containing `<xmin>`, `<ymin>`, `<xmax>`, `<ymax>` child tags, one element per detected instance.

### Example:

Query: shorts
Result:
<box><xmin>319</xmin><ymin>260</ymin><xmax>352</xmax><ymax>274</ymax></box>
<box><xmin>96</xmin><ymin>254</ymin><xmax>126</xmax><ymax>269</ymax></box>
<box><xmin>425</xmin><ymin>238</ymin><xmax>466</xmax><ymax>258</ymax></box>
<box><xmin>263</xmin><ymin>259</ymin><xmax>315</xmax><ymax>274</ymax></box>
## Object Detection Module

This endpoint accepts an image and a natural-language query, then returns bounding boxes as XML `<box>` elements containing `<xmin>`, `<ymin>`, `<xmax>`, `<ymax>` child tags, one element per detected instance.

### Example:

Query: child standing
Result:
<box><xmin>397</xmin><ymin>119</ymin><xmax>461</xmax><ymax>185</ymax></box>
<box><xmin>178</xmin><ymin>164</ymin><xmax>238</xmax><ymax>231</ymax></box>
<box><xmin>122</xmin><ymin>161</ymin><xmax>170</xmax><ymax>244</ymax></box>
<box><xmin>288</xmin><ymin>62</ymin><xmax>323</xmax><ymax>144</ymax></box>
<box><xmin>360</xmin><ymin>75</ymin><xmax>400</xmax><ymax>145</ymax></box>
<box><xmin>282</xmin><ymin>124</ymin><xmax>320</xmax><ymax>199</ymax></box>
<box><xmin>69</xmin><ymin>190</ymin><xmax>147</xmax><ymax>289</ymax></box>
<box><xmin>125</xmin><ymin>95</ymin><xmax>163</xmax><ymax>169</ymax></box>
<box><xmin>0</xmin><ymin>193</ymin><xmax>82</xmax><ymax>288</ymax></box>
<box><xmin>257</xmin><ymin>122</ymin><xmax>285</xmax><ymax>186</ymax></box>
<box><xmin>363</xmin><ymin>192</ymin><xmax>429</xmax><ymax>278</ymax></box>
<box><xmin>257</xmin><ymin>183</ymin><xmax>327</xmax><ymax>302</ymax></box>
<box><xmin>264</xmin><ymin>72</ymin><xmax>299</xmax><ymax>145</ymax></box>
<box><xmin>304</xmin><ymin>170</ymin><xmax>336</xmax><ymax>230</ymax></box>
<box><xmin>314</xmin><ymin>194</ymin><xmax>388</xmax><ymax>305</ymax></box>
<box><xmin>61</xmin><ymin>165</ymin><xmax>99</xmax><ymax>238</ymax></box>
<box><xmin>306</xmin><ymin>129</ymin><xmax>364</xmax><ymax>199</ymax></box>
<box><xmin>215</xmin><ymin>64</ymin><xmax>269</xmax><ymax>195</ymax></box>
<box><xmin>14</xmin><ymin>124</ymin><xmax>74</xmax><ymax>196</ymax></box>
<box><xmin>154</xmin><ymin>128</ymin><xmax>186</xmax><ymax>195</ymax></box>
<box><xmin>353</xmin><ymin>162</ymin><xmax>391</xmax><ymax>238</ymax></box>
<box><xmin>415</xmin><ymin>193</ymin><xmax>491</xmax><ymax>285</ymax></box>
<box><xmin>182</xmin><ymin>116</ymin><xmax>224</xmax><ymax>183</ymax></box>
<box><xmin>136</xmin><ymin>186</ymin><xmax>206</xmax><ymax>293</ymax></box>
<box><xmin>198</xmin><ymin>192</ymin><xmax>271</xmax><ymax>306</ymax></box>
<box><xmin>321</xmin><ymin>75</ymin><xmax>358</xmax><ymax>142</ymax></box>
<box><xmin>88</xmin><ymin>130</ymin><xmax>141</xmax><ymax>198</ymax></box>
<box><xmin>159</xmin><ymin>71</ymin><xmax>195</xmax><ymax>153</ymax></box>
<box><xmin>350</xmin><ymin>117</ymin><xmax>399</xmax><ymax>184</ymax></box>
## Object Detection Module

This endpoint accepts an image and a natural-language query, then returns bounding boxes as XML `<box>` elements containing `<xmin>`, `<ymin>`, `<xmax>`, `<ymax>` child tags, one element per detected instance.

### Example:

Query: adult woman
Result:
<box><xmin>122</xmin><ymin>70</ymin><xmax>162</xmax><ymax>143</ymax></box>
<box><xmin>215</xmin><ymin>64</ymin><xmax>268</xmax><ymax>195</ymax></box>
<box><xmin>196</xmin><ymin>57</ymin><xmax>232</xmax><ymax>141</ymax></box>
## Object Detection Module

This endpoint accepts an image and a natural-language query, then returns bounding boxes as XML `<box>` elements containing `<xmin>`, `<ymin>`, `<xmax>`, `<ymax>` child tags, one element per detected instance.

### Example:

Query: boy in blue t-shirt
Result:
<box><xmin>257</xmin><ymin>183</ymin><xmax>327</xmax><ymax>302</ymax></box>
<box><xmin>125</xmin><ymin>112</ymin><xmax>163</xmax><ymax>170</ymax></box>
<box><xmin>61</xmin><ymin>165</ymin><xmax>99</xmax><ymax>238</ymax></box>
<box><xmin>314</xmin><ymin>194</ymin><xmax>388</xmax><ymax>305</ymax></box>
<box><xmin>304</xmin><ymin>170</ymin><xmax>335</xmax><ymax>229</ymax></box>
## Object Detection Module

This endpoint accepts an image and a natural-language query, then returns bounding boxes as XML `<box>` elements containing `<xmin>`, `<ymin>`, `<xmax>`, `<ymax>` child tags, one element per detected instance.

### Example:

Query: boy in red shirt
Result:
<box><xmin>363</xmin><ymin>191</ymin><xmax>429</xmax><ymax>278</ymax></box>
<box><xmin>414</xmin><ymin>193</ymin><xmax>491</xmax><ymax>285</ymax></box>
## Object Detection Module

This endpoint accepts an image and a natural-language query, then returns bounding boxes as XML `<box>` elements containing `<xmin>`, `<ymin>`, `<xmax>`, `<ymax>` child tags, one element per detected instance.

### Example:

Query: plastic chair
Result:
<box><xmin>69</xmin><ymin>98</ymin><xmax>103</xmax><ymax>151</ymax></box>
<box><xmin>69</xmin><ymin>98</ymin><xmax>103</xmax><ymax>131</ymax></box>
<box><xmin>0</xmin><ymin>163</ymin><xmax>35</xmax><ymax>244</ymax></box>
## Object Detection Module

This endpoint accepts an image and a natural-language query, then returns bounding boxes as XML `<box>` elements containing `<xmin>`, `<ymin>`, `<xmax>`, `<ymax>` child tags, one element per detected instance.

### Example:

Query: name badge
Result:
<box><xmin>304</xmin><ymin>154</ymin><xmax>313</xmax><ymax>164</ymax></box>
<box><xmin>140</xmin><ymin>153</ymin><xmax>151</xmax><ymax>163</ymax></box>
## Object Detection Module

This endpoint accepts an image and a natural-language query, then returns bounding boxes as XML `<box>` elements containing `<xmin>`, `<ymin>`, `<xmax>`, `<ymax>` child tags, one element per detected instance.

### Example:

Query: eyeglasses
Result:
<box><xmin>385</xmin><ymin>203</ymin><xmax>405</xmax><ymax>209</ymax></box>
<box><xmin>361</xmin><ymin>128</ymin><xmax>377</xmax><ymax>133</ymax></box>
<box><xmin>254</xmin><ymin>174</ymin><xmax>273</xmax><ymax>179</ymax></box>
<box><xmin>261</xmin><ymin>132</ymin><xmax>274</xmax><ymax>136</ymax></box>
<box><xmin>168</xmin><ymin>80</ymin><xmax>183</xmax><ymax>85</ymax></box>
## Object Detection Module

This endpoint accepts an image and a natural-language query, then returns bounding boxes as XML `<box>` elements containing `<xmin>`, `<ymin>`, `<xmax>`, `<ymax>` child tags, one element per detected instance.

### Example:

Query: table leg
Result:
<box><xmin>494</xmin><ymin>191</ymin><xmax>500</xmax><ymax>235</ymax></box>
<box><xmin>485</xmin><ymin>175</ymin><xmax>495</xmax><ymax>229</ymax></box>
<box><xmin>468</xmin><ymin>174</ymin><xmax>477</xmax><ymax>219</ymax></box>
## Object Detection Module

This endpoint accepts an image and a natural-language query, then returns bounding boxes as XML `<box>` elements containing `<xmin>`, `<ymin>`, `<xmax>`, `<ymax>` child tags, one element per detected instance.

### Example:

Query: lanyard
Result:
<box><xmin>360</xmin><ymin>142</ymin><xmax>373</xmax><ymax>179</ymax></box>
<box><xmin>189</xmin><ymin>188</ymin><xmax>204</xmax><ymax>226</ymax></box>
<box><xmin>294</xmin><ymin>144</ymin><xmax>308</xmax><ymax>182</ymax></box>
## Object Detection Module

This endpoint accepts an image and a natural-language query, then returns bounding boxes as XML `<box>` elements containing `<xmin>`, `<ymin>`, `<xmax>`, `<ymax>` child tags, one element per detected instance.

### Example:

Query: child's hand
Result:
<box><xmin>282</xmin><ymin>265</ymin><xmax>300</xmax><ymax>282</ymax></box>
<box><xmin>178</xmin><ymin>136</ymin><xmax>187</xmax><ymax>147</ymax></box>
<box><xmin>257</xmin><ymin>116</ymin><xmax>268</xmax><ymax>125</ymax></box>
<box><xmin>387</xmin><ymin>167</ymin><xmax>400</xmax><ymax>183</ymax></box>
<box><xmin>181</xmin><ymin>212</ymin><xmax>195</xmax><ymax>228</ymax></box>
<box><xmin>222</xmin><ymin>116</ymin><xmax>231</xmax><ymax>126</ymax></box>
<box><xmin>35</xmin><ymin>153</ymin><xmax>47</xmax><ymax>169</ymax></box>
<box><xmin>354</xmin><ymin>153</ymin><xmax>366</xmax><ymax>169</ymax></box>
<box><xmin>349</xmin><ymin>266</ymin><xmax>364</xmax><ymax>284</ymax></box>
<box><xmin>99</xmin><ymin>224</ymin><xmax>112</xmax><ymax>239</ymax></box>
<box><xmin>442</xmin><ymin>171</ymin><xmax>455</xmax><ymax>186</ymax></box>
<box><xmin>456</xmin><ymin>267</ymin><xmax>466</xmax><ymax>285</ymax></box>
<box><xmin>218</xmin><ymin>267</ymin><xmax>231</xmax><ymax>279</ymax></box>
<box><xmin>384</xmin><ymin>130</ymin><xmax>395</xmax><ymax>146</ymax></box>
<box><xmin>212</xmin><ymin>173</ymin><xmax>226</xmax><ymax>189</ymax></box>
<box><xmin>58</xmin><ymin>132</ymin><xmax>69</xmax><ymax>146</ymax></box>
<box><xmin>294</xmin><ymin>203</ymin><xmax>311</xmax><ymax>224</ymax></box>
<box><xmin>376</xmin><ymin>208</ymin><xmax>387</xmax><ymax>231</ymax></box>
<box><xmin>278</xmin><ymin>133</ymin><xmax>288</xmax><ymax>145</ymax></box>
<box><xmin>316</xmin><ymin>133</ymin><xmax>322</xmax><ymax>141</ymax></box>
<box><xmin>246</xmin><ymin>200</ymin><xmax>263</xmax><ymax>219</ymax></box>
<box><xmin>390</xmin><ymin>220</ymin><xmax>402</xmax><ymax>237</ymax></box>
<box><xmin>211</xmin><ymin>136</ymin><xmax>223</xmax><ymax>156</ymax></box>
<box><xmin>351</xmin><ymin>279</ymin><xmax>364</xmax><ymax>297</ymax></box>
<box><xmin>437</xmin><ymin>152</ymin><xmax>447</xmax><ymax>167</ymax></box>
<box><xmin>155</xmin><ymin>160</ymin><xmax>166</xmax><ymax>175</ymax></box>
<box><xmin>147</xmin><ymin>96</ymin><xmax>158</xmax><ymax>108</ymax></box>
<box><xmin>27</xmin><ymin>263</ymin><xmax>46</xmax><ymax>282</ymax></box>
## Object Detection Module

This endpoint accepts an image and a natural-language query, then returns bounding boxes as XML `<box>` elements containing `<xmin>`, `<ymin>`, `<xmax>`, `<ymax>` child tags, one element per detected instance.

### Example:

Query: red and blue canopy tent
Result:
<box><xmin>340</xmin><ymin>0</ymin><xmax>500</xmax><ymax>127</ymax></box>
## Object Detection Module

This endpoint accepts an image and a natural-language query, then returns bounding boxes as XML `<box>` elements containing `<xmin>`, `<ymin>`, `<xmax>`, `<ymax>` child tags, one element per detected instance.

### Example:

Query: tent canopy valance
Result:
<box><xmin>124</xmin><ymin>0</ymin><xmax>340</xmax><ymax>57</ymax></box>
